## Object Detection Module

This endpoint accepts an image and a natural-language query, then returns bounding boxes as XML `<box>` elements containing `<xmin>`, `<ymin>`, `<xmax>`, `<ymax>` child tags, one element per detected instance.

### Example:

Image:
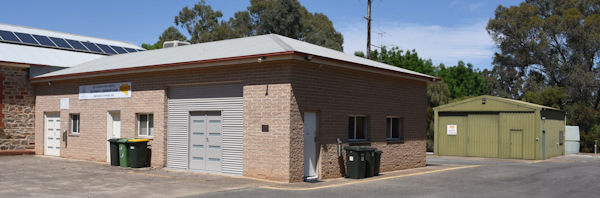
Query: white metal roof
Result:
<box><xmin>0</xmin><ymin>23</ymin><xmax>143</xmax><ymax>67</ymax></box>
<box><xmin>34</xmin><ymin>34</ymin><xmax>438</xmax><ymax>80</ymax></box>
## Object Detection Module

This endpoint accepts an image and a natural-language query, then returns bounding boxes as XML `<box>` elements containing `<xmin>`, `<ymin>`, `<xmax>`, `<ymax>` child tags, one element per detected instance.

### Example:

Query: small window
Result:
<box><xmin>70</xmin><ymin>114</ymin><xmax>80</xmax><ymax>134</ymax></box>
<box><xmin>138</xmin><ymin>114</ymin><xmax>154</xmax><ymax>137</ymax></box>
<box><xmin>387</xmin><ymin>117</ymin><xmax>403</xmax><ymax>140</ymax></box>
<box><xmin>559</xmin><ymin>131</ymin><xmax>564</xmax><ymax>145</ymax></box>
<box><xmin>348</xmin><ymin>116</ymin><xmax>368</xmax><ymax>141</ymax></box>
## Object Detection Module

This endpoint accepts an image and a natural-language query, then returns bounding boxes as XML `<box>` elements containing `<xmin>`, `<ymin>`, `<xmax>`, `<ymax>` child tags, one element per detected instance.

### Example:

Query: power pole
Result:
<box><xmin>365</xmin><ymin>0</ymin><xmax>373</xmax><ymax>59</ymax></box>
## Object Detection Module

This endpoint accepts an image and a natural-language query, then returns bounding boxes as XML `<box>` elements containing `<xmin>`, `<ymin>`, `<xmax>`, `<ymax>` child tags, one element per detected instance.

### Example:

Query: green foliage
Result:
<box><xmin>141</xmin><ymin>43</ymin><xmax>161</xmax><ymax>50</ymax></box>
<box><xmin>153</xmin><ymin>0</ymin><xmax>344</xmax><ymax>51</ymax></box>
<box><xmin>437</xmin><ymin>61</ymin><xmax>487</xmax><ymax>99</ymax></box>
<box><xmin>522</xmin><ymin>86</ymin><xmax>566</xmax><ymax>109</ymax></box>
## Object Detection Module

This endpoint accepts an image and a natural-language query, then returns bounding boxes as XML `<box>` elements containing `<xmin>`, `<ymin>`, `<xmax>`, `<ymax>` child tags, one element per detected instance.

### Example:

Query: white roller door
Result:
<box><xmin>167</xmin><ymin>84</ymin><xmax>243</xmax><ymax>175</ymax></box>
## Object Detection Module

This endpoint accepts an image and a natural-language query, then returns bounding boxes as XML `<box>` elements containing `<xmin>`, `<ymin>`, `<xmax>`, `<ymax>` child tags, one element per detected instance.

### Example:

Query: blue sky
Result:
<box><xmin>0</xmin><ymin>0</ymin><xmax>522</xmax><ymax>70</ymax></box>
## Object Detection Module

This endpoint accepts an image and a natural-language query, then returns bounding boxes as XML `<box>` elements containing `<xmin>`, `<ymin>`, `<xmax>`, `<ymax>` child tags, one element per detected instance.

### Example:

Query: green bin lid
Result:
<box><xmin>344</xmin><ymin>146</ymin><xmax>376</xmax><ymax>152</ymax></box>
<box><xmin>117</xmin><ymin>138</ymin><xmax>131</xmax><ymax>143</ymax></box>
<box><xmin>375</xmin><ymin>150</ymin><xmax>383</xmax><ymax>153</ymax></box>
<box><xmin>107</xmin><ymin>138</ymin><xmax>121</xmax><ymax>142</ymax></box>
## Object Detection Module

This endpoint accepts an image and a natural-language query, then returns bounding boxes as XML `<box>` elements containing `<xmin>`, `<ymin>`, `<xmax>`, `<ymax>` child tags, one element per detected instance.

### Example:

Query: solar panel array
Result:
<box><xmin>0</xmin><ymin>30</ymin><xmax>144</xmax><ymax>55</ymax></box>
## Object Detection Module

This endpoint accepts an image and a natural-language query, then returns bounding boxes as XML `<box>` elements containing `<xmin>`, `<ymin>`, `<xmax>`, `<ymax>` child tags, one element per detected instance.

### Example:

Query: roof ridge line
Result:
<box><xmin>269</xmin><ymin>34</ymin><xmax>294</xmax><ymax>51</ymax></box>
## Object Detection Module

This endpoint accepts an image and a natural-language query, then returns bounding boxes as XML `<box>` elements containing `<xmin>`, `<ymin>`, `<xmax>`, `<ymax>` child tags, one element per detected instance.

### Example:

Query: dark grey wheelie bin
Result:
<box><xmin>107</xmin><ymin>138</ymin><xmax>121</xmax><ymax>166</ymax></box>
<box><xmin>363</xmin><ymin>147</ymin><xmax>377</xmax><ymax>177</ymax></box>
<box><xmin>344</xmin><ymin>146</ymin><xmax>367</xmax><ymax>179</ymax></box>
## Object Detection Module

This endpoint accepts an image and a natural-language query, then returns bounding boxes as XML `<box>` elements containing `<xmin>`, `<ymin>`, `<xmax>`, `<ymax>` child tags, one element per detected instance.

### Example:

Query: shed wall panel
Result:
<box><xmin>499</xmin><ymin>113</ymin><xmax>536</xmax><ymax>159</ymax></box>
<box><xmin>437</xmin><ymin>116</ymin><xmax>468</xmax><ymax>156</ymax></box>
<box><xmin>167</xmin><ymin>84</ymin><xmax>243</xmax><ymax>175</ymax></box>
<box><xmin>466</xmin><ymin>114</ymin><xmax>499</xmax><ymax>158</ymax></box>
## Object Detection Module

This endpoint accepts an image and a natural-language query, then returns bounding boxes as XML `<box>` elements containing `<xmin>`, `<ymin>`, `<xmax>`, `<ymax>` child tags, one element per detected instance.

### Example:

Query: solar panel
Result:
<box><xmin>123</xmin><ymin>47</ymin><xmax>137</xmax><ymax>53</ymax></box>
<box><xmin>65</xmin><ymin>39</ymin><xmax>88</xmax><ymax>51</ymax></box>
<box><xmin>81</xmin><ymin>41</ymin><xmax>104</xmax><ymax>53</ymax></box>
<box><xmin>49</xmin><ymin>37</ymin><xmax>73</xmax><ymax>49</ymax></box>
<box><xmin>110</xmin><ymin>45</ymin><xmax>127</xmax><ymax>54</ymax></box>
<box><xmin>136</xmin><ymin>48</ymin><xmax>145</xmax><ymax>52</ymax></box>
<box><xmin>32</xmin><ymin>35</ymin><xmax>56</xmax><ymax>47</ymax></box>
<box><xmin>0</xmin><ymin>30</ymin><xmax>21</xmax><ymax>42</ymax></box>
<box><xmin>14</xmin><ymin>32</ymin><xmax>39</xmax><ymax>45</ymax></box>
<box><xmin>96</xmin><ymin>43</ymin><xmax>117</xmax><ymax>54</ymax></box>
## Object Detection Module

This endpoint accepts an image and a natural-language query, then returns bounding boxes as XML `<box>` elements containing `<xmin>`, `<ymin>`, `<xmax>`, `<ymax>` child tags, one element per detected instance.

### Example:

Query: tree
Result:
<box><xmin>141</xmin><ymin>26</ymin><xmax>188</xmax><ymax>50</ymax></box>
<box><xmin>174</xmin><ymin>0</ymin><xmax>223</xmax><ymax>43</ymax></box>
<box><xmin>487</xmin><ymin>0</ymin><xmax>600</xmax><ymax>107</ymax></box>
<box><xmin>160</xmin><ymin>0</ymin><xmax>344</xmax><ymax>51</ymax></box>
<box><xmin>438</xmin><ymin>61</ymin><xmax>488</xmax><ymax>99</ymax></box>
<box><xmin>487</xmin><ymin>0</ymin><xmax>600</xmax><ymax>152</ymax></box>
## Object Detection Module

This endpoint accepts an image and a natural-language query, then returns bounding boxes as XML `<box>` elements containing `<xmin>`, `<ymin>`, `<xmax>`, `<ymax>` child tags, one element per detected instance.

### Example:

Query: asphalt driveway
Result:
<box><xmin>1</xmin><ymin>154</ymin><xmax>598</xmax><ymax>197</ymax></box>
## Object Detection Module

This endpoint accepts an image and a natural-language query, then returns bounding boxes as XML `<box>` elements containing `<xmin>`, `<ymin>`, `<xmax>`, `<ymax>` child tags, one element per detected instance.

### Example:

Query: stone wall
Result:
<box><xmin>0</xmin><ymin>66</ymin><xmax>35</xmax><ymax>150</ymax></box>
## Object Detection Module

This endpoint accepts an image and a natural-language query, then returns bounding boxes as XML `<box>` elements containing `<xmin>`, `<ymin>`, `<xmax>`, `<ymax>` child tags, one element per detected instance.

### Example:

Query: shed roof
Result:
<box><xmin>0</xmin><ymin>23</ymin><xmax>143</xmax><ymax>67</ymax></box>
<box><xmin>32</xmin><ymin>34</ymin><xmax>438</xmax><ymax>81</ymax></box>
<box><xmin>434</xmin><ymin>95</ymin><xmax>561</xmax><ymax>112</ymax></box>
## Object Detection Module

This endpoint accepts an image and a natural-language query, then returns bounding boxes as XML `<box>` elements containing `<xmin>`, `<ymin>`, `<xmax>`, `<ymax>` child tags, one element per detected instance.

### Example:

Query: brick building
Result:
<box><xmin>32</xmin><ymin>34</ymin><xmax>437</xmax><ymax>182</ymax></box>
<box><xmin>0</xmin><ymin>23</ymin><xmax>143</xmax><ymax>152</ymax></box>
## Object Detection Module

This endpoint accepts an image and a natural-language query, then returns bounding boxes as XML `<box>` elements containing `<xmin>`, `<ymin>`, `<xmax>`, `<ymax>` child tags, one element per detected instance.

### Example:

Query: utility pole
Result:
<box><xmin>365</xmin><ymin>0</ymin><xmax>373</xmax><ymax>59</ymax></box>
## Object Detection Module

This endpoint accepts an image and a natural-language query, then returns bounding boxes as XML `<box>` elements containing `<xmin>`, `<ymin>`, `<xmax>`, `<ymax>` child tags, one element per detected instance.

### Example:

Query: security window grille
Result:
<box><xmin>387</xmin><ymin>117</ymin><xmax>403</xmax><ymax>140</ymax></box>
<box><xmin>138</xmin><ymin>114</ymin><xmax>154</xmax><ymax>137</ymax></box>
<box><xmin>348</xmin><ymin>116</ymin><xmax>367</xmax><ymax>141</ymax></box>
<box><xmin>70</xmin><ymin>114</ymin><xmax>80</xmax><ymax>134</ymax></box>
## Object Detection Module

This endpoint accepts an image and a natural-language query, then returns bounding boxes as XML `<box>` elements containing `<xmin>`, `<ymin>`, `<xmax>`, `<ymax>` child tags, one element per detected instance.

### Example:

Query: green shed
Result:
<box><xmin>433</xmin><ymin>95</ymin><xmax>565</xmax><ymax>160</ymax></box>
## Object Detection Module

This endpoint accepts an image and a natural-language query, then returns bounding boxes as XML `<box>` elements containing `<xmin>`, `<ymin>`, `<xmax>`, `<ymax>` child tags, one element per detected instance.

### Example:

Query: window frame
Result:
<box><xmin>137</xmin><ymin>113</ymin><xmax>154</xmax><ymax>137</ymax></box>
<box><xmin>559</xmin><ymin>131</ymin><xmax>564</xmax><ymax>145</ymax></box>
<box><xmin>70</xmin><ymin>113</ymin><xmax>80</xmax><ymax>134</ymax></box>
<box><xmin>386</xmin><ymin>117</ymin><xmax>404</xmax><ymax>141</ymax></box>
<box><xmin>348</xmin><ymin>115</ymin><xmax>368</xmax><ymax>141</ymax></box>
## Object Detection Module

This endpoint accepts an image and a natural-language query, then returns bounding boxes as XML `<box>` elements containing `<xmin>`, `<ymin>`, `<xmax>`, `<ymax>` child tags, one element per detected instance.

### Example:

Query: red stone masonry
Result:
<box><xmin>0</xmin><ymin>66</ymin><xmax>35</xmax><ymax>150</ymax></box>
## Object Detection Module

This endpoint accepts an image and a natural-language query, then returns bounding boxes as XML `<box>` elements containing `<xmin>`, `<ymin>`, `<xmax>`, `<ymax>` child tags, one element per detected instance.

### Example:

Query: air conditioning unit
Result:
<box><xmin>163</xmin><ymin>40</ymin><xmax>190</xmax><ymax>48</ymax></box>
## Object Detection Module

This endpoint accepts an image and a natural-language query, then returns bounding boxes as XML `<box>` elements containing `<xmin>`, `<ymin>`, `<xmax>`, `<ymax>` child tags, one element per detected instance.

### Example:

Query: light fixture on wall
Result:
<box><xmin>257</xmin><ymin>56</ymin><xmax>266</xmax><ymax>63</ymax></box>
<box><xmin>482</xmin><ymin>98</ymin><xmax>486</xmax><ymax>104</ymax></box>
<box><xmin>48</xmin><ymin>81</ymin><xmax>52</xmax><ymax>85</ymax></box>
<box><xmin>305</xmin><ymin>54</ymin><xmax>313</xmax><ymax>61</ymax></box>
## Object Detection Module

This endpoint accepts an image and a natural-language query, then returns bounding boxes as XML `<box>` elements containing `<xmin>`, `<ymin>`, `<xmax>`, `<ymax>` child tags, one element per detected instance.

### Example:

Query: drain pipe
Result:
<box><xmin>595</xmin><ymin>140</ymin><xmax>597</xmax><ymax>155</ymax></box>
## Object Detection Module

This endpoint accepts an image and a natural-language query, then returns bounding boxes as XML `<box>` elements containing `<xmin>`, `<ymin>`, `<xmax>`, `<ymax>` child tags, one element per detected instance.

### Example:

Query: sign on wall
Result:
<box><xmin>79</xmin><ymin>82</ymin><xmax>131</xmax><ymax>100</ymax></box>
<box><xmin>60</xmin><ymin>98</ymin><xmax>69</xmax><ymax>109</ymax></box>
<box><xmin>447</xmin><ymin>125</ymin><xmax>457</xmax><ymax>135</ymax></box>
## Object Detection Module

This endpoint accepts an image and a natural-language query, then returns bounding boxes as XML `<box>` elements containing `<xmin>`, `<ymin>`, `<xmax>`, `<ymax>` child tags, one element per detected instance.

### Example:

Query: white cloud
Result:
<box><xmin>339</xmin><ymin>19</ymin><xmax>495</xmax><ymax>69</ymax></box>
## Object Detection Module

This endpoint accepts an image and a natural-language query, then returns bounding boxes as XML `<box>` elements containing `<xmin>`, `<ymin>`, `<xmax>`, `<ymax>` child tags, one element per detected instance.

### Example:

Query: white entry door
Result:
<box><xmin>107</xmin><ymin>111</ymin><xmax>121</xmax><ymax>162</ymax></box>
<box><xmin>189</xmin><ymin>111</ymin><xmax>223</xmax><ymax>172</ymax></box>
<box><xmin>304</xmin><ymin>112</ymin><xmax>317</xmax><ymax>179</ymax></box>
<box><xmin>44</xmin><ymin>113</ymin><xmax>61</xmax><ymax>156</ymax></box>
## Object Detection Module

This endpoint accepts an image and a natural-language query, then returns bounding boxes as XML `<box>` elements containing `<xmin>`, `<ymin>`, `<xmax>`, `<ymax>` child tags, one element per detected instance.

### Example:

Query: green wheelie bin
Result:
<box><xmin>374</xmin><ymin>150</ymin><xmax>383</xmax><ymax>176</ymax></box>
<box><xmin>127</xmin><ymin>139</ymin><xmax>150</xmax><ymax>168</ymax></box>
<box><xmin>107</xmin><ymin>138</ymin><xmax>121</xmax><ymax>166</ymax></box>
<box><xmin>117</xmin><ymin>139</ymin><xmax>131</xmax><ymax>167</ymax></box>
<box><xmin>363</xmin><ymin>147</ymin><xmax>377</xmax><ymax>177</ymax></box>
<box><xmin>344</xmin><ymin>146</ymin><xmax>367</xmax><ymax>179</ymax></box>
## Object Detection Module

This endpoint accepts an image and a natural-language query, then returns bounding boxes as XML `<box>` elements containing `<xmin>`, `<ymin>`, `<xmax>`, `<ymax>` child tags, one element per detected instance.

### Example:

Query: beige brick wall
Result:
<box><xmin>33</xmin><ymin>58</ymin><xmax>427</xmax><ymax>183</ymax></box>
<box><xmin>34</xmin><ymin>61</ymin><xmax>296</xmax><ymax>182</ymax></box>
<box><xmin>0</xmin><ymin>66</ymin><xmax>35</xmax><ymax>150</ymax></box>
<box><xmin>289</xmin><ymin>60</ymin><xmax>428</xmax><ymax>180</ymax></box>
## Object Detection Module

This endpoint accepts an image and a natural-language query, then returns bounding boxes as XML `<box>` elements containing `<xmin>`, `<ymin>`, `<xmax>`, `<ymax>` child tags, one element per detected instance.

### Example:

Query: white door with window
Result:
<box><xmin>107</xmin><ymin>112</ymin><xmax>120</xmax><ymax>162</ymax></box>
<box><xmin>44</xmin><ymin>113</ymin><xmax>61</xmax><ymax>156</ymax></box>
<box><xmin>189</xmin><ymin>111</ymin><xmax>223</xmax><ymax>172</ymax></box>
<box><xmin>304</xmin><ymin>112</ymin><xmax>317</xmax><ymax>180</ymax></box>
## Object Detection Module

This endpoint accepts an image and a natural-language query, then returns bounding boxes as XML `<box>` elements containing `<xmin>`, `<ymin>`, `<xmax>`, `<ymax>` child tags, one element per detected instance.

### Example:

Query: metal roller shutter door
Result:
<box><xmin>167</xmin><ymin>84</ymin><xmax>243</xmax><ymax>175</ymax></box>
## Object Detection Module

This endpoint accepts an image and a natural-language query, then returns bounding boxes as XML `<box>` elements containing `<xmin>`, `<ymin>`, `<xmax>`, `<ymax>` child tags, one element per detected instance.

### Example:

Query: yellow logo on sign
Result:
<box><xmin>120</xmin><ymin>84</ymin><xmax>130</xmax><ymax>96</ymax></box>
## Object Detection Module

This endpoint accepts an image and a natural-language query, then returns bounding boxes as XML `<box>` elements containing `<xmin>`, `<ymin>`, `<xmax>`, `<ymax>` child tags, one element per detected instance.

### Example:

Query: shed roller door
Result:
<box><xmin>167</xmin><ymin>84</ymin><xmax>243</xmax><ymax>175</ymax></box>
